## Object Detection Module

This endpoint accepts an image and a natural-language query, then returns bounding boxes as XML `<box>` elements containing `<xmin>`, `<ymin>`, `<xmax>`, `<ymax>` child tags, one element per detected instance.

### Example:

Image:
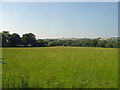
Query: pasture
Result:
<box><xmin>2</xmin><ymin>47</ymin><xmax>118</xmax><ymax>88</ymax></box>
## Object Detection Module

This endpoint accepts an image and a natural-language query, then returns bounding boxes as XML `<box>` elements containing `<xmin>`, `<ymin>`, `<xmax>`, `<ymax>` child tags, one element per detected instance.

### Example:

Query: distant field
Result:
<box><xmin>2</xmin><ymin>47</ymin><xmax>118</xmax><ymax>88</ymax></box>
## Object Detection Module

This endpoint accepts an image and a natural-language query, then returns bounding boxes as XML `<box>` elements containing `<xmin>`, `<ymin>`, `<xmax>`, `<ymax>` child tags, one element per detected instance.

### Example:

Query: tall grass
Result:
<box><xmin>2</xmin><ymin>47</ymin><xmax>118</xmax><ymax>88</ymax></box>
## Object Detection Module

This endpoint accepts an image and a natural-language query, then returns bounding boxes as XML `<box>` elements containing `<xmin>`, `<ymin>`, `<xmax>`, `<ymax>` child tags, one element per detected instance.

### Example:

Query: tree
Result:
<box><xmin>37</xmin><ymin>39</ymin><xmax>45</xmax><ymax>47</ymax></box>
<box><xmin>97</xmin><ymin>40</ymin><xmax>106</xmax><ymax>47</ymax></box>
<box><xmin>48</xmin><ymin>42</ymin><xmax>56</xmax><ymax>46</ymax></box>
<box><xmin>1</xmin><ymin>31</ymin><xmax>119</xmax><ymax>48</ymax></box>
<box><xmin>21</xmin><ymin>33</ymin><xmax>36</xmax><ymax>47</ymax></box>
<box><xmin>90</xmin><ymin>39</ymin><xmax>97</xmax><ymax>47</ymax></box>
<box><xmin>81</xmin><ymin>40</ymin><xmax>90</xmax><ymax>47</ymax></box>
<box><xmin>2</xmin><ymin>31</ymin><xmax>9</xmax><ymax>37</ymax></box>
<box><xmin>66</xmin><ymin>40</ymin><xmax>72</xmax><ymax>46</ymax></box>
<box><xmin>62</xmin><ymin>40</ymin><xmax>67</xmax><ymax>46</ymax></box>
<box><xmin>8</xmin><ymin>33</ymin><xmax>21</xmax><ymax>46</ymax></box>
<box><xmin>44</xmin><ymin>40</ymin><xmax>48</xmax><ymax>47</ymax></box>
<box><xmin>57</xmin><ymin>40</ymin><xmax>63</xmax><ymax>46</ymax></box>
<box><xmin>2</xmin><ymin>33</ymin><xmax>7</xmax><ymax>46</ymax></box>
<box><xmin>2</xmin><ymin>31</ymin><xmax>10</xmax><ymax>46</ymax></box>
<box><xmin>0</xmin><ymin>33</ymin><xmax>2</xmax><ymax>47</ymax></box>
<box><xmin>105</xmin><ymin>42</ymin><xmax>113</xmax><ymax>48</ymax></box>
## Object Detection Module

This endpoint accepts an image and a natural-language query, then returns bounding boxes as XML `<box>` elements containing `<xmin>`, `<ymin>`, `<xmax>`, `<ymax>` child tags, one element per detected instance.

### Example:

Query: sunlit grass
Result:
<box><xmin>2</xmin><ymin>47</ymin><xmax>118</xmax><ymax>88</ymax></box>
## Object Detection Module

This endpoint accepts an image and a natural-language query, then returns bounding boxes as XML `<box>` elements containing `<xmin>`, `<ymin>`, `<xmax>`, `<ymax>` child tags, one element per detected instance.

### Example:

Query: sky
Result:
<box><xmin>2</xmin><ymin>2</ymin><xmax>118</xmax><ymax>39</ymax></box>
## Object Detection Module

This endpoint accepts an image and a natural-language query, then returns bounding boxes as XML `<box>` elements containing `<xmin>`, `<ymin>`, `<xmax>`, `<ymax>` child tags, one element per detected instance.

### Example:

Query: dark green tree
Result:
<box><xmin>8</xmin><ymin>33</ymin><xmax>21</xmax><ymax>46</ymax></box>
<box><xmin>82</xmin><ymin>40</ymin><xmax>90</xmax><ymax>47</ymax></box>
<box><xmin>37</xmin><ymin>39</ymin><xmax>45</xmax><ymax>47</ymax></box>
<box><xmin>2</xmin><ymin>31</ymin><xmax>10</xmax><ymax>46</ymax></box>
<box><xmin>21</xmin><ymin>33</ymin><xmax>36</xmax><ymax>47</ymax></box>
<box><xmin>90</xmin><ymin>39</ymin><xmax>97</xmax><ymax>47</ymax></box>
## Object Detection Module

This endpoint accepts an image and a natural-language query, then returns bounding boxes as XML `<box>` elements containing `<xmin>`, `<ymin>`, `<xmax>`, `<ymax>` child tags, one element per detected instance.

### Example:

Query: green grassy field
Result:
<box><xmin>2</xmin><ymin>47</ymin><xmax>118</xmax><ymax>88</ymax></box>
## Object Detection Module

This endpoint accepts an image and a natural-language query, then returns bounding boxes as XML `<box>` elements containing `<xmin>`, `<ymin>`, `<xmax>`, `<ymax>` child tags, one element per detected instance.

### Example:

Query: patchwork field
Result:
<box><xmin>2</xmin><ymin>47</ymin><xmax>118</xmax><ymax>88</ymax></box>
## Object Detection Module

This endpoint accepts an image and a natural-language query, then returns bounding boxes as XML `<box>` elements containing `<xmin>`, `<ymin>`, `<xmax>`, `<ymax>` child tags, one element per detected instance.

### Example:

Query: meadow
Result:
<box><xmin>2</xmin><ymin>47</ymin><xmax>118</xmax><ymax>88</ymax></box>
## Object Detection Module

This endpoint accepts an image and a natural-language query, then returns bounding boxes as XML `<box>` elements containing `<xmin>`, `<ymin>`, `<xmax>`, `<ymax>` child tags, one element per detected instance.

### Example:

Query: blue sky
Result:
<box><xmin>2</xmin><ymin>2</ymin><xmax>118</xmax><ymax>39</ymax></box>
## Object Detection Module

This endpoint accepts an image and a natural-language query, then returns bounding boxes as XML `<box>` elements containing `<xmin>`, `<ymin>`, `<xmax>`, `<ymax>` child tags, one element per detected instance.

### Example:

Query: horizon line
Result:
<box><xmin>40</xmin><ymin>36</ymin><xmax>119</xmax><ymax>39</ymax></box>
<box><xmin>0</xmin><ymin>31</ymin><xmax>118</xmax><ymax>39</ymax></box>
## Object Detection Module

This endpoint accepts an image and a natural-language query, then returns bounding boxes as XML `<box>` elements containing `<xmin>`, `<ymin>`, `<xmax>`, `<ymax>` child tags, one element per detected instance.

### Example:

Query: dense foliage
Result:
<box><xmin>0</xmin><ymin>31</ymin><xmax>120</xmax><ymax>48</ymax></box>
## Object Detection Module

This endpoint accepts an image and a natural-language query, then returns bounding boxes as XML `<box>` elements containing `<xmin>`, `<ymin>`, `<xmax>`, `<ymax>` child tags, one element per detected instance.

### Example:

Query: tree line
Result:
<box><xmin>0</xmin><ymin>31</ymin><xmax>120</xmax><ymax>48</ymax></box>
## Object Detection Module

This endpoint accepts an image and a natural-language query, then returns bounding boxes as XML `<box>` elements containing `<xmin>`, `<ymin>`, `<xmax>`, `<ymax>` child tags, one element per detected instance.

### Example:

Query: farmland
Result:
<box><xmin>2</xmin><ymin>47</ymin><xmax>118</xmax><ymax>88</ymax></box>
